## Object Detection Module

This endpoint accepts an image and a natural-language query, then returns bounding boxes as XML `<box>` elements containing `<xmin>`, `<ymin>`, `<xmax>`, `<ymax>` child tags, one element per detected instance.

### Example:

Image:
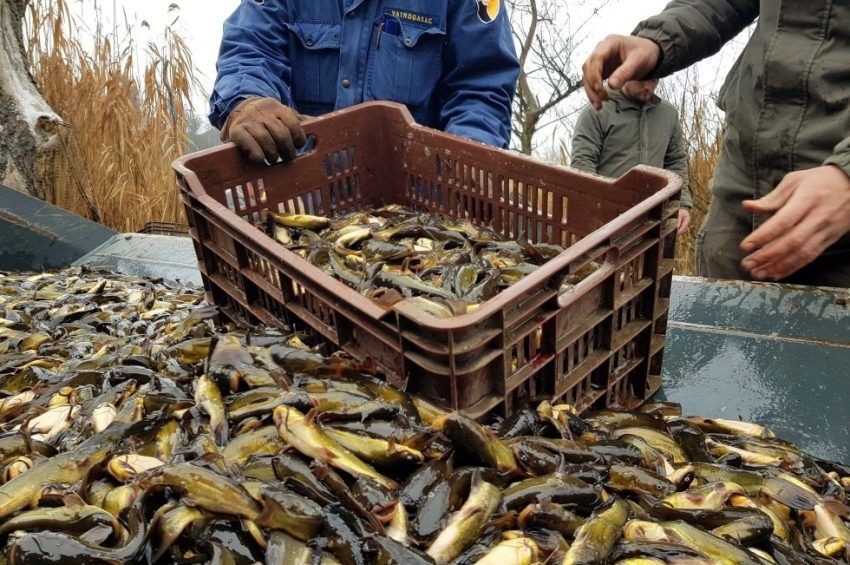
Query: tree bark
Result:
<box><xmin>0</xmin><ymin>0</ymin><xmax>62</xmax><ymax>199</ymax></box>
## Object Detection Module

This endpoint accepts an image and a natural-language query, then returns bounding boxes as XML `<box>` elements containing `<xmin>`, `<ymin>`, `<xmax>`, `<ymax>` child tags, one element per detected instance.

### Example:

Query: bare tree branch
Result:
<box><xmin>507</xmin><ymin>0</ymin><xmax>615</xmax><ymax>155</ymax></box>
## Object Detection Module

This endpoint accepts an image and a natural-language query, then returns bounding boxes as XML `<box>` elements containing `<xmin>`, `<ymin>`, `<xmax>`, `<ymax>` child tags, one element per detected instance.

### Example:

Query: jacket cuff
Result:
<box><xmin>633</xmin><ymin>26</ymin><xmax>679</xmax><ymax>79</ymax></box>
<box><xmin>445</xmin><ymin>124</ymin><xmax>508</xmax><ymax>150</ymax></box>
<box><xmin>824</xmin><ymin>150</ymin><xmax>850</xmax><ymax>181</ymax></box>
<box><xmin>209</xmin><ymin>77</ymin><xmax>293</xmax><ymax>130</ymax></box>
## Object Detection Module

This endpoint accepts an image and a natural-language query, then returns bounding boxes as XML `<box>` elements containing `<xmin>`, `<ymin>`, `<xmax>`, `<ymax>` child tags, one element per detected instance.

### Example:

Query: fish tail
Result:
<box><xmin>763</xmin><ymin>477</ymin><xmax>819</xmax><ymax>510</ymax></box>
<box><xmin>822</xmin><ymin>497</ymin><xmax>850</xmax><ymax>518</ymax></box>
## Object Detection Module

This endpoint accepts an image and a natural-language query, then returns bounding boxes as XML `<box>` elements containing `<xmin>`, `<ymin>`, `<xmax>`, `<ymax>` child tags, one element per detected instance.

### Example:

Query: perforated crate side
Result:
<box><xmin>174</xmin><ymin>102</ymin><xmax>682</xmax><ymax>420</ymax></box>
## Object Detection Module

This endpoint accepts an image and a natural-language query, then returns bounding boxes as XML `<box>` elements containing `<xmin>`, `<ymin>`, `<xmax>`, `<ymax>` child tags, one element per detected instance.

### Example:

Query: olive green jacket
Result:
<box><xmin>634</xmin><ymin>0</ymin><xmax>850</xmax><ymax>228</ymax></box>
<box><xmin>571</xmin><ymin>92</ymin><xmax>692</xmax><ymax>209</ymax></box>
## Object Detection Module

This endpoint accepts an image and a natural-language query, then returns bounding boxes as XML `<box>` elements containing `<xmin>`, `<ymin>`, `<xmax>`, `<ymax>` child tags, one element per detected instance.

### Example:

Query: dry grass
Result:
<box><xmin>672</xmin><ymin>85</ymin><xmax>723</xmax><ymax>275</ymax></box>
<box><xmin>25</xmin><ymin>0</ymin><xmax>200</xmax><ymax>232</ymax></box>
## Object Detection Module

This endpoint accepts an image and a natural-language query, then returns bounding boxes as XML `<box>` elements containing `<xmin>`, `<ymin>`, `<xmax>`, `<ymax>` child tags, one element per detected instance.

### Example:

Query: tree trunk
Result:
<box><xmin>0</xmin><ymin>0</ymin><xmax>61</xmax><ymax>199</ymax></box>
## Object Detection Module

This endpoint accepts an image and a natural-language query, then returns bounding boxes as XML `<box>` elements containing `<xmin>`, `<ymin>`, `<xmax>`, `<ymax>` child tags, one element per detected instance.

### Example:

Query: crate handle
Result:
<box><xmin>265</xmin><ymin>134</ymin><xmax>318</xmax><ymax>166</ymax></box>
<box><xmin>297</xmin><ymin>134</ymin><xmax>318</xmax><ymax>157</ymax></box>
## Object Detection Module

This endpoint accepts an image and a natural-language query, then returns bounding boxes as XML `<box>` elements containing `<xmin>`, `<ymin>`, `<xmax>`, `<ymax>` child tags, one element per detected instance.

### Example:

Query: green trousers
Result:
<box><xmin>695</xmin><ymin>197</ymin><xmax>850</xmax><ymax>288</ymax></box>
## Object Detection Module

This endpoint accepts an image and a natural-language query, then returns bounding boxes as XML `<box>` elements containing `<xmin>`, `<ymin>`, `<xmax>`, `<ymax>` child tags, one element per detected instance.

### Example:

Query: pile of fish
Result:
<box><xmin>0</xmin><ymin>269</ymin><xmax>848</xmax><ymax>564</ymax></box>
<box><xmin>262</xmin><ymin>205</ymin><xmax>598</xmax><ymax>318</ymax></box>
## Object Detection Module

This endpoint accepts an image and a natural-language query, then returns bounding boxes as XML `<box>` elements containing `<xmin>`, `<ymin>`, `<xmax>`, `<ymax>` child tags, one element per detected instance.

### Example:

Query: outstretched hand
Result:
<box><xmin>582</xmin><ymin>35</ymin><xmax>661</xmax><ymax>109</ymax></box>
<box><xmin>740</xmin><ymin>165</ymin><xmax>850</xmax><ymax>281</ymax></box>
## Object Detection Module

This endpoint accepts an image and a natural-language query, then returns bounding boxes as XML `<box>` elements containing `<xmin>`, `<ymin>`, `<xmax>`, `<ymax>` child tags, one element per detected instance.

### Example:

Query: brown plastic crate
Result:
<box><xmin>173</xmin><ymin>102</ymin><xmax>681</xmax><ymax>420</ymax></box>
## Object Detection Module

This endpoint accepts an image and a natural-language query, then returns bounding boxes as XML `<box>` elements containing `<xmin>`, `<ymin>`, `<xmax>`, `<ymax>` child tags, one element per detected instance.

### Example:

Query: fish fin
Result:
<box><xmin>304</xmin><ymin>408</ymin><xmax>318</xmax><ymax>426</ymax></box>
<box><xmin>227</xmin><ymin>463</ymin><xmax>246</xmax><ymax>482</ymax></box>
<box><xmin>62</xmin><ymin>493</ymin><xmax>87</xmax><ymax>507</ymax></box>
<box><xmin>215</xmin><ymin>422</ymin><xmax>229</xmax><ymax>446</ymax></box>
<box><xmin>374</xmin><ymin>501</ymin><xmax>398</xmax><ymax>523</ymax></box>
<box><xmin>79</xmin><ymin>524</ymin><xmax>114</xmax><ymax>546</ymax></box>
<box><xmin>195</xmin><ymin>451</ymin><xmax>226</xmax><ymax>468</ymax></box>
<box><xmin>319</xmin><ymin>447</ymin><xmax>338</xmax><ymax>461</ymax></box>
<box><xmin>763</xmin><ymin>477</ymin><xmax>819</xmax><ymax>510</ymax></box>
<box><xmin>269</xmin><ymin>369</ymin><xmax>291</xmax><ymax>389</ymax></box>
<box><xmin>822</xmin><ymin>497</ymin><xmax>850</xmax><ymax>518</ymax></box>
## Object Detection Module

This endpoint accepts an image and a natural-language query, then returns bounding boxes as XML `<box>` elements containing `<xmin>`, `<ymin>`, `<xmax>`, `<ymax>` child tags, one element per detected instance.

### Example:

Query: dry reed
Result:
<box><xmin>673</xmin><ymin>85</ymin><xmax>723</xmax><ymax>276</ymax></box>
<box><xmin>25</xmin><ymin>0</ymin><xmax>200</xmax><ymax>232</ymax></box>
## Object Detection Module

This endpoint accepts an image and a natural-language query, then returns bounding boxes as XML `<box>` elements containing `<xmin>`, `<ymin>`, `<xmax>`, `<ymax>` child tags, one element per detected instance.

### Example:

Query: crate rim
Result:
<box><xmin>173</xmin><ymin>101</ymin><xmax>682</xmax><ymax>332</ymax></box>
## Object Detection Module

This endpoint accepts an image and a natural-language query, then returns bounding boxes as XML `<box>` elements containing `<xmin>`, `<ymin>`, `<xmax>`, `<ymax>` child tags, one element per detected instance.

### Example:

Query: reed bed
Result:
<box><xmin>25</xmin><ymin>0</ymin><xmax>200</xmax><ymax>232</ymax></box>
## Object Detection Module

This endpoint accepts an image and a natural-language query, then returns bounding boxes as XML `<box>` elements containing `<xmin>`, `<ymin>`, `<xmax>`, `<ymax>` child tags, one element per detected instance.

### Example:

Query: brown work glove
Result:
<box><xmin>220</xmin><ymin>97</ymin><xmax>308</xmax><ymax>164</ymax></box>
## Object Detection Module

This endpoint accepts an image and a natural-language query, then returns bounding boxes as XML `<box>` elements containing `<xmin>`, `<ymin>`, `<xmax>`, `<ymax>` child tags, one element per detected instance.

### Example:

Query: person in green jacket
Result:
<box><xmin>571</xmin><ymin>78</ymin><xmax>692</xmax><ymax>236</ymax></box>
<box><xmin>582</xmin><ymin>0</ymin><xmax>850</xmax><ymax>287</ymax></box>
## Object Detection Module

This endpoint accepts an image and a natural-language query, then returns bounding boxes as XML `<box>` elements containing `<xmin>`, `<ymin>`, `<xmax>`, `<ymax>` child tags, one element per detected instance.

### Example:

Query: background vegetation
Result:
<box><xmin>22</xmin><ymin>1</ymin><xmax>721</xmax><ymax>274</ymax></box>
<box><xmin>26</xmin><ymin>0</ymin><xmax>198</xmax><ymax>231</ymax></box>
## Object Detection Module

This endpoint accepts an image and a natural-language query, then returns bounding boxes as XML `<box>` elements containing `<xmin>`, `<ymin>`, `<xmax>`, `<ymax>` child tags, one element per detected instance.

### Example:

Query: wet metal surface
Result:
<box><xmin>661</xmin><ymin>277</ymin><xmax>850</xmax><ymax>462</ymax></box>
<box><xmin>73</xmin><ymin>234</ymin><xmax>203</xmax><ymax>286</ymax></box>
<box><xmin>0</xmin><ymin>185</ymin><xmax>116</xmax><ymax>271</ymax></box>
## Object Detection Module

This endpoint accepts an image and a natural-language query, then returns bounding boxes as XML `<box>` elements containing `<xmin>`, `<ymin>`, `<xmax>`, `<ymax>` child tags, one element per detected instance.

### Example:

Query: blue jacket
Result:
<box><xmin>210</xmin><ymin>0</ymin><xmax>519</xmax><ymax>148</ymax></box>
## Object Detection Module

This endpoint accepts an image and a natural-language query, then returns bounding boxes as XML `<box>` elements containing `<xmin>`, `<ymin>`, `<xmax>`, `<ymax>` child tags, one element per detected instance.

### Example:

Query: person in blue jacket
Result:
<box><xmin>210</xmin><ymin>0</ymin><xmax>520</xmax><ymax>163</ymax></box>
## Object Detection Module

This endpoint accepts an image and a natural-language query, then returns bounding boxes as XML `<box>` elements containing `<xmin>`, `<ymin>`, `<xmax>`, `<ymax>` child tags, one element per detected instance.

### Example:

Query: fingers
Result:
<box><xmin>740</xmin><ymin>181</ymin><xmax>809</xmax><ymax>255</ymax></box>
<box><xmin>245</xmin><ymin>122</ymin><xmax>281</xmax><ymax>164</ymax></box>
<box><xmin>742</xmin><ymin>173</ymin><xmax>798</xmax><ymax>215</ymax></box>
<box><xmin>582</xmin><ymin>37</ymin><xmax>620</xmax><ymax>109</ymax></box>
<box><xmin>582</xmin><ymin>35</ymin><xmax>661</xmax><ymax>109</ymax></box>
<box><xmin>740</xmin><ymin>195</ymin><xmax>815</xmax><ymax>275</ymax></box>
<box><xmin>744</xmin><ymin>219</ymin><xmax>828</xmax><ymax>281</ymax></box>
<box><xmin>608</xmin><ymin>52</ymin><xmax>646</xmax><ymax>90</ymax></box>
<box><xmin>264</xmin><ymin>118</ymin><xmax>297</xmax><ymax>162</ymax></box>
<box><xmin>231</xmin><ymin>128</ymin><xmax>267</xmax><ymax>164</ymax></box>
<box><xmin>275</xmin><ymin>107</ymin><xmax>308</xmax><ymax>148</ymax></box>
<box><xmin>677</xmin><ymin>210</ymin><xmax>691</xmax><ymax>236</ymax></box>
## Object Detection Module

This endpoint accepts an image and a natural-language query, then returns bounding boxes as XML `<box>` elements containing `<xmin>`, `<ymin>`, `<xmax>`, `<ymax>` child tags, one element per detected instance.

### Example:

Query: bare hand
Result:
<box><xmin>221</xmin><ymin>97</ymin><xmax>307</xmax><ymax>164</ymax></box>
<box><xmin>582</xmin><ymin>35</ymin><xmax>661</xmax><ymax>110</ymax></box>
<box><xmin>739</xmin><ymin>165</ymin><xmax>850</xmax><ymax>281</ymax></box>
<box><xmin>677</xmin><ymin>209</ymin><xmax>691</xmax><ymax>236</ymax></box>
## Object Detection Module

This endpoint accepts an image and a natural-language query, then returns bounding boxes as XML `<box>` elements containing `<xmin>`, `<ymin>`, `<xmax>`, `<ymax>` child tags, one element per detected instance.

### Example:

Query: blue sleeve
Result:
<box><xmin>209</xmin><ymin>0</ymin><xmax>294</xmax><ymax>129</ymax></box>
<box><xmin>437</xmin><ymin>1</ymin><xmax>520</xmax><ymax>148</ymax></box>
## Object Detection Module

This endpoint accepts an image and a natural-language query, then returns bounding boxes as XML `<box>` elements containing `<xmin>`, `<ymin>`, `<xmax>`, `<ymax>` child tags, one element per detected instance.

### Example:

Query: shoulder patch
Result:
<box><xmin>475</xmin><ymin>0</ymin><xmax>500</xmax><ymax>23</ymax></box>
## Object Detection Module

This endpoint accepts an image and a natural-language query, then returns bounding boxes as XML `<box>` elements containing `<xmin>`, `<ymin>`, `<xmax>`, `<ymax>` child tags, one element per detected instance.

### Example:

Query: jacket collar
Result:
<box><xmin>608</xmin><ymin>90</ymin><xmax>660</xmax><ymax>111</ymax></box>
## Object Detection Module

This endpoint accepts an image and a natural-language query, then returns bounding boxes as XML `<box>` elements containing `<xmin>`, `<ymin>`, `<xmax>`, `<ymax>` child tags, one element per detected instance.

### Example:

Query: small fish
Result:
<box><xmin>222</xmin><ymin>425</ymin><xmax>286</xmax><ymax>466</ymax></box>
<box><xmin>502</xmin><ymin>473</ymin><xmax>599</xmax><ymax>512</ymax></box>
<box><xmin>138</xmin><ymin>463</ymin><xmax>261</xmax><ymax>520</ymax></box>
<box><xmin>623</xmin><ymin>519</ymin><xmax>762</xmax><ymax>565</ymax></box>
<box><xmin>152</xmin><ymin>504</ymin><xmax>210</xmax><ymax>562</ymax></box>
<box><xmin>562</xmin><ymin>498</ymin><xmax>630</xmax><ymax>565</ymax></box>
<box><xmin>7</xmin><ymin>500</ymin><xmax>149</xmax><ymax>565</ymax></box>
<box><xmin>475</xmin><ymin>536</ymin><xmax>539</xmax><ymax>565</ymax></box>
<box><xmin>255</xmin><ymin>487</ymin><xmax>325</xmax><ymax>541</ymax></box>
<box><xmin>272</xmin><ymin>213</ymin><xmax>330</xmax><ymax>230</ymax></box>
<box><xmin>0</xmin><ymin>504</ymin><xmax>121</xmax><ymax>538</ymax></box>
<box><xmin>323</xmin><ymin>427</ymin><xmax>424</xmax><ymax>469</ymax></box>
<box><xmin>518</xmin><ymin>501</ymin><xmax>585</xmax><ymax>537</ymax></box>
<box><xmin>433</xmin><ymin>413</ymin><xmax>518</xmax><ymax>473</ymax></box>
<box><xmin>273</xmin><ymin>406</ymin><xmax>399</xmax><ymax>489</ymax></box>
<box><xmin>0</xmin><ymin>445</ymin><xmax>110</xmax><ymax>520</ymax></box>
<box><xmin>687</xmin><ymin>417</ymin><xmax>776</xmax><ymax>439</ymax></box>
<box><xmin>107</xmin><ymin>454</ymin><xmax>164</xmax><ymax>481</ymax></box>
<box><xmin>195</xmin><ymin>373</ymin><xmax>228</xmax><ymax>445</ymax></box>
<box><xmin>426</xmin><ymin>475</ymin><xmax>501</xmax><ymax>564</ymax></box>
<box><xmin>659</xmin><ymin>482</ymin><xmax>747</xmax><ymax>511</ymax></box>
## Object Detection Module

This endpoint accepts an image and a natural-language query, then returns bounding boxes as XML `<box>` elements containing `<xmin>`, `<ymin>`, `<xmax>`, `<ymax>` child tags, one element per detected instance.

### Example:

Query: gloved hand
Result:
<box><xmin>220</xmin><ymin>97</ymin><xmax>308</xmax><ymax>164</ymax></box>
